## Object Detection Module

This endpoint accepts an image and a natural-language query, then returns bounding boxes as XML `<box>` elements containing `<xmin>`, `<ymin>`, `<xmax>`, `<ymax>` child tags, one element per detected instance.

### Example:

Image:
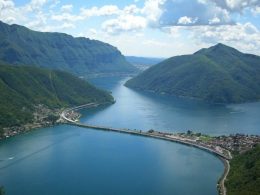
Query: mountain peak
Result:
<box><xmin>194</xmin><ymin>43</ymin><xmax>242</xmax><ymax>56</ymax></box>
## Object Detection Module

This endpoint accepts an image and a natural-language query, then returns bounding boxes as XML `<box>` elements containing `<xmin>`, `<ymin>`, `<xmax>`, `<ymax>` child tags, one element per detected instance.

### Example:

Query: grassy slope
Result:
<box><xmin>126</xmin><ymin>44</ymin><xmax>260</xmax><ymax>103</ymax></box>
<box><xmin>0</xmin><ymin>64</ymin><xmax>114</xmax><ymax>132</ymax></box>
<box><xmin>226</xmin><ymin>145</ymin><xmax>260</xmax><ymax>195</ymax></box>
<box><xmin>0</xmin><ymin>21</ymin><xmax>137</xmax><ymax>76</ymax></box>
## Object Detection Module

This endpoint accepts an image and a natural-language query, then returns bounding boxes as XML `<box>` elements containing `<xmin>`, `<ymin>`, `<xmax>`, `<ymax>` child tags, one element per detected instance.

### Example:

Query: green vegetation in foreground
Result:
<box><xmin>0</xmin><ymin>20</ymin><xmax>137</xmax><ymax>77</ymax></box>
<box><xmin>126</xmin><ymin>43</ymin><xmax>260</xmax><ymax>103</ymax></box>
<box><xmin>0</xmin><ymin>186</ymin><xmax>4</xmax><ymax>195</ymax></box>
<box><xmin>226</xmin><ymin>145</ymin><xmax>260</xmax><ymax>195</ymax></box>
<box><xmin>0</xmin><ymin>64</ymin><xmax>114</xmax><ymax>135</ymax></box>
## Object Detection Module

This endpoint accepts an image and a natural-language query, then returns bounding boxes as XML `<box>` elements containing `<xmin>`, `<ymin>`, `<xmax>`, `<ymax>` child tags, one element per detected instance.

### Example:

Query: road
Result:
<box><xmin>60</xmin><ymin>103</ymin><xmax>232</xmax><ymax>195</ymax></box>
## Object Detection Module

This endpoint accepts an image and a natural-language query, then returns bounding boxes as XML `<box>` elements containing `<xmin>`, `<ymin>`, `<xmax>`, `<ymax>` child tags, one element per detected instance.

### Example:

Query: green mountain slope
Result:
<box><xmin>125</xmin><ymin>43</ymin><xmax>260</xmax><ymax>103</ymax></box>
<box><xmin>226</xmin><ymin>145</ymin><xmax>260</xmax><ymax>195</ymax></box>
<box><xmin>0</xmin><ymin>21</ymin><xmax>137</xmax><ymax>77</ymax></box>
<box><xmin>0</xmin><ymin>64</ymin><xmax>114</xmax><ymax>133</ymax></box>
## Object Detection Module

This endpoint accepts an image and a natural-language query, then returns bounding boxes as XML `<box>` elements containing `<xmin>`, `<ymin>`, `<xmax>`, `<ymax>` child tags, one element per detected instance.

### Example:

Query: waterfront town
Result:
<box><xmin>62</xmin><ymin>108</ymin><xmax>260</xmax><ymax>157</ymax></box>
<box><xmin>145</xmin><ymin>129</ymin><xmax>260</xmax><ymax>158</ymax></box>
<box><xmin>0</xmin><ymin>104</ymin><xmax>61</xmax><ymax>139</ymax></box>
<box><xmin>168</xmin><ymin>131</ymin><xmax>260</xmax><ymax>154</ymax></box>
<box><xmin>2</xmin><ymin>107</ymin><xmax>260</xmax><ymax>158</ymax></box>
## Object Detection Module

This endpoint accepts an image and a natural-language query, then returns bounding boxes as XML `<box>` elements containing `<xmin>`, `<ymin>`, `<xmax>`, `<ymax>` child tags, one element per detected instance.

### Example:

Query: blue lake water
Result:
<box><xmin>0</xmin><ymin>76</ymin><xmax>259</xmax><ymax>195</ymax></box>
<box><xmin>83</xmin><ymin>76</ymin><xmax>260</xmax><ymax>135</ymax></box>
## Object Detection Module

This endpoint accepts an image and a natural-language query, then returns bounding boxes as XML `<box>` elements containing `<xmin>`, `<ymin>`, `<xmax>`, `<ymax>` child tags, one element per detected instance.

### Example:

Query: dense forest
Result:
<box><xmin>126</xmin><ymin>43</ymin><xmax>260</xmax><ymax>104</ymax></box>
<box><xmin>226</xmin><ymin>145</ymin><xmax>260</xmax><ymax>195</ymax></box>
<box><xmin>0</xmin><ymin>64</ymin><xmax>114</xmax><ymax>135</ymax></box>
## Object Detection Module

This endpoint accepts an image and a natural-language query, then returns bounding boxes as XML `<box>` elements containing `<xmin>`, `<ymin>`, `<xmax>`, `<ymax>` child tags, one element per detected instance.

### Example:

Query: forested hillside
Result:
<box><xmin>0</xmin><ymin>64</ymin><xmax>114</xmax><ymax>135</ymax></box>
<box><xmin>226</xmin><ymin>145</ymin><xmax>260</xmax><ymax>195</ymax></box>
<box><xmin>126</xmin><ymin>44</ymin><xmax>260</xmax><ymax>103</ymax></box>
<box><xmin>0</xmin><ymin>21</ymin><xmax>137</xmax><ymax>77</ymax></box>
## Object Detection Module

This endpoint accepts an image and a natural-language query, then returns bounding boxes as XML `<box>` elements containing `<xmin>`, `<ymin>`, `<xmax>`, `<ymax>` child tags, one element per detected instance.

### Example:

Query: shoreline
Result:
<box><xmin>0</xmin><ymin>102</ymin><xmax>234</xmax><ymax>195</ymax></box>
<box><xmin>0</xmin><ymin>122</ymin><xmax>60</xmax><ymax>141</ymax></box>
<box><xmin>217</xmin><ymin>158</ymin><xmax>230</xmax><ymax>195</ymax></box>
<box><xmin>61</xmin><ymin>103</ymin><xmax>232</xmax><ymax>195</ymax></box>
<box><xmin>124</xmin><ymin>85</ymin><xmax>260</xmax><ymax>105</ymax></box>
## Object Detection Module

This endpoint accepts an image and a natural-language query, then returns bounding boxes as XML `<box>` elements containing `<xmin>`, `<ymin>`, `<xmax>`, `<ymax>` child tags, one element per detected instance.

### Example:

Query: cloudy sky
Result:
<box><xmin>1</xmin><ymin>0</ymin><xmax>260</xmax><ymax>57</ymax></box>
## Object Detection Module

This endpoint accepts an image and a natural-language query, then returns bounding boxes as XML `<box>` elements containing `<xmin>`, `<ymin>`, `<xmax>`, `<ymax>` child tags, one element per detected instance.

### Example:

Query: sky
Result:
<box><xmin>0</xmin><ymin>0</ymin><xmax>260</xmax><ymax>57</ymax></box>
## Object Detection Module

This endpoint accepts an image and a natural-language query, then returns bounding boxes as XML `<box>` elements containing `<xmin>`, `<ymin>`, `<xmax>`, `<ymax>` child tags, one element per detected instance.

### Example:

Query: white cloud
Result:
<box><xmin>157</xmin><ymin>0</ymin><xmax>233</xmax><ymax>26</ymax></box>
<box><xmin>141</xmin><ymin>0</ymin><xmax>166</xmax><ymax>27</ymax></box>
<box><xmin>102</xmin><ymin>14</ymin><xmax>146</xmax><ymax>34</ymax></box>
<box><xmin>123</xmin><ymin>4</ymin><xmax>140</xmax><ymax>14</ymax></box>
<box><xmin>0</xmin><ymin>0</ymin><xmax>16</xmax><ymax>23</ymax></box>
<box><xmin>24</xmin><ymin>0</ymin><xmax>48</xmax><ymax>12</ymax></box>
<box><xmin>142</xmin><ymin>39</ymin><xmax>170</xmax><ymax>47</ymax></box>
<box><xmin>178</xmin><ymin>16</ymin><xmax>198</xmax><ymax>25</ymax></box>
<box><xmin>209</xmin><ymin>16</ymin><xmax>221</xmax><ymax>24</ymax></box>
<box><xmin>49</xmin><ymin>0</ymin><xmax>60</xmax><ymax>9</ymax></box>
<box><xmin>0</xmin><ymin>0</ymin><xmax>14</xmax><ymax>10</ymax></box>
<box><xmin>188</xmin><ymin>22</ymin><xmax>260</xmax><ymax>54</ymax></box>
<box><xmin>210</xmin><ymin>0</ymin><xmax>260</xmax><ymax>12</ymax></box>
<box><xmin>51</xmin><ymin>13</ymin><xmax>83</xmax><ymax>22</ymax></box>
<box><xmin>0</xmin><ymin>0</ymin><xmax>259</xmax><ymax>57</ymax></box>
<box><xmin>60</xmin><ymin>22</ymin><xmax>75</xmax><ymax>29</ymax></box>
<box><xmin>61</xmin><ymin>4</ymin><xmax>73</xmax><ymax>13</ymax></box>
<box><xmin>26</xmin><ymin>11</ymin><xmax>47</xmax><ymax>29</ymax></box>
<box><xmin>89</xmin><ymin>28</ymin><xmax>97</xmax><ymax>35</ymax></box>
<box><xmin>80</xmin><ymin>5</ymin><xmax>120</xmax><ymax>18</ymax></box>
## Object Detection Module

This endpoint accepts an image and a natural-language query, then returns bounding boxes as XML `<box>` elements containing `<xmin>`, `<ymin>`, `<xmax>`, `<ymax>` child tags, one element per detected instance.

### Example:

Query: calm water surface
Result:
<box><xmin>84</xmin><ymin>76</ymin><xmax>260</xmax><ymax>135</ymax></box>
<box><xmin>1</xmin><ymin>76</ymin><xmax>259</xmax><ymax>195</ymax></box>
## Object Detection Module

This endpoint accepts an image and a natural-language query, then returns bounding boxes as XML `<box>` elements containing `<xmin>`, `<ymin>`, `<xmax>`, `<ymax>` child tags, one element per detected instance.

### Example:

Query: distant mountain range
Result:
<box><xmin>0</xmin><ymin>21</ymin><xmax>137</xmax><ymax>77</ymax></box>
<box><xmin>126</xmin><ymin>56</ymin><xmax>165</xmax><ymax>66</ymax></box>
<box><xmin>0</xmin><ymin>64</ymin><xmax>113</xmax><ymax>133</ymax></box>
<box><xmin>126</xmin><ymin>43</ymin><xmax>260</xmax><ymax>104</ymax></box>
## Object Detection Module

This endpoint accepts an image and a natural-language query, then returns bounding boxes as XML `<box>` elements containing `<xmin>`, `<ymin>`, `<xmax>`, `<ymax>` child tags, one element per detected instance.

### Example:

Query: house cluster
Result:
<box><xmin>148</xmin><ymin>130</ymin><xmax>260</xmax><ymax>155</ymax></box>
<box><xmin>63</xmin><ymin>110</ymin><xmax>81</xmax><ymax>122</ymax></box>
<box><xmin>1</xmin><ymin>104</ymin><xmax>61</xmax><ymax>139</ymax></box>
<box><xmin>175</xmin><ymin>131</ymin><xmax>260</xmax><ymax>154</ymax></box>
<box><xmin>207</xmin><ymin>134</ymin><xmax>260</xmax><ymax>153</ymax></box>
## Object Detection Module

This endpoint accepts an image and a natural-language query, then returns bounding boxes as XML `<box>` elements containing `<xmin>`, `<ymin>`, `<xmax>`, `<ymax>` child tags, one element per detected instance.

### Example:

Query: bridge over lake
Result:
<box><xmin>61</xmin><ymin>103</ymin><xmax>231</xmax><ymax>160</ymax></box>
<box><xmin>60</xmin><ymin>103</ymin><xmax>231</xmax><ymax>195</ymax></box>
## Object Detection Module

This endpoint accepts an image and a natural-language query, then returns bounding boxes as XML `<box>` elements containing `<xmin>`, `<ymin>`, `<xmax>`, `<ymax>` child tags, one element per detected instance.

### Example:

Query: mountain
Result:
<box><xmin>0</xmin><ymin>21</ymin><xmax>137</xmax><ymax>77</ymax></box>
<box><xmin>0</xmin><ymin>64</ymin><xmax>114</xmax><ymax>134</ymax></box>
<box><xmin>226</xmin><ymin>145</ymin><xmax>260</xmax><ymax>195</ymax></box>
<box><xmin>125</xmin><ymin>43</ymin><xmax>260</xmax><ymax>103</ymax></box>
<box><xmin>126</xmin><ymin>56</ymin><xmax>165</xmax><ymax>70</ymax></box>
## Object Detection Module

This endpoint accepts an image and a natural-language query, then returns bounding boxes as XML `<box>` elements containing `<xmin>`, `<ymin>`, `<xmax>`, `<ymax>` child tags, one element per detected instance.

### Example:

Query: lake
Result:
<box><xmin>0</xmin><ymin>76</ymin><xmax>259</xmax><ymax>195</ymax></box>
<box><xmin>83</xmin><ymin>76</ymin><xmax>260</xmax><ymax>135</ymax></box>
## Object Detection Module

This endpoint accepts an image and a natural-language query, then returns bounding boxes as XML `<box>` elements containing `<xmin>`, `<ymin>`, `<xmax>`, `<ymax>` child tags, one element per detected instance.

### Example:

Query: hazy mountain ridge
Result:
<box><xmin>125</xmin><ymin>43</ymin><xmax>260</xmax><ymax>103</ymax></box>
<box><xmin>0</xmin><ymin>21</ymin><xmax>137</xmax><ymax>77</ymax></box>
<box><xmin>126</xmin><ymin>56</ymin><xmax>165</xmax><ymax>66</ymax></box>
<box><xmin>126</xmin><ymin>56</ymin><xmax>165</xmax><ymax>71</ymax></box>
